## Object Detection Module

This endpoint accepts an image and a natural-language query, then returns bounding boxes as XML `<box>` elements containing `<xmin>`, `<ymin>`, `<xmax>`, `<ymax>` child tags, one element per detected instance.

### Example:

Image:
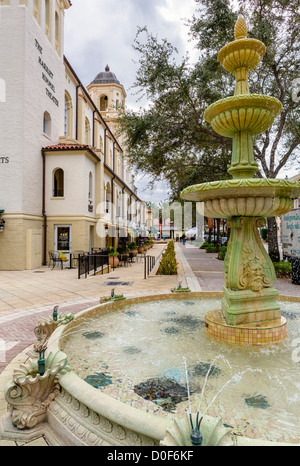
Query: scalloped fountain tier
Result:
<box><xmin>181</xmin><ymin>179</ymin><xmax>299</xmax><ymax>219</ymax></box>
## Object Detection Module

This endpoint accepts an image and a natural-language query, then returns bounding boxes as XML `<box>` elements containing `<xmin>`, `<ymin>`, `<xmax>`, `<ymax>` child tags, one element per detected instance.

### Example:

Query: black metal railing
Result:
<box><xmin>78</xmin><ymin>251</ymin><xmax>110</xmax><ymax>279</ymax></box>
<box><xmin>144</xmin><ymin>255</ymin><xmax>156</xmax><ymax>279</ymax></box>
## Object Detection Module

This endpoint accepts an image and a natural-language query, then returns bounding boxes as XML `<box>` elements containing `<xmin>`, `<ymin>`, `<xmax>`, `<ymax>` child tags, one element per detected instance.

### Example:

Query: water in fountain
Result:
<box><xmin>197</xmin><ymin>354</ymin><xmax>233</xmax><ymax>415</ymax></box>
<box><xmin>61</xmin><ymin>297</ymin><xmax>300</xmax><ymax>444</ymax></box>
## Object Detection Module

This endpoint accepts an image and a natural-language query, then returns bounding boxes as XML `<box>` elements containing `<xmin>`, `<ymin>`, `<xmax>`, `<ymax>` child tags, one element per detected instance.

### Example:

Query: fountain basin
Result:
<box><xmin>204</xmin><ymin>95</ymin><xmax>282</xmax><ymax>137</ymax></box>
<box><xmin>39</xmin><ymin>292</ymin><xmax>300</xmax><ymax>446</ymax></box>
<box><xmin>181</xmin><ymin>178</ymin><xmax>300</xmax><ymax>218</ymax></box>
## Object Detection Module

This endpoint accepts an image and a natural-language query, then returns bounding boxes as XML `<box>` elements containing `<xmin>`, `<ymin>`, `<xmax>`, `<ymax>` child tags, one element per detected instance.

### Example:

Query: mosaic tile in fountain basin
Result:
<box><xmin>82</xmin><ymin>331</ymin><xmax>105</xmax><ymax>340</ymax></box>
<box><xmin>134</xmin><ymin>376</ymin><xmax>189</xmax><ymax>413</ymax></box>
<box><xmin>244</xmin><ymin>394</ymin><xmax>270</xmax><ymax>410</ymax></box>
<box><xmin>61</xmin><ymin>297</ymin><xmax>300</xmax><ymax>444</ymax></box>
<box><xmin>84</xmin><ymin>372</ymin><xmax>113</xmax><ymax>388</ymax></box>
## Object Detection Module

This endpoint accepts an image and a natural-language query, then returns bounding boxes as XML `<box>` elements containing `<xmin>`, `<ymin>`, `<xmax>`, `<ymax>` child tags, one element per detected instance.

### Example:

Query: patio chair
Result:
<box><xmin>48</xmin><ymin>251</ymin><xmax>63</xmax><ymax>270</ymax></box>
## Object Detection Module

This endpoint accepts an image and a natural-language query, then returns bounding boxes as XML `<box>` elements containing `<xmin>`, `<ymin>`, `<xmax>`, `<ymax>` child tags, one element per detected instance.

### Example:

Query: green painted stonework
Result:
<box><xmin>181</xmin><ymin>17</ymin><xmax>300</xmax><ymax>327</ymax></box>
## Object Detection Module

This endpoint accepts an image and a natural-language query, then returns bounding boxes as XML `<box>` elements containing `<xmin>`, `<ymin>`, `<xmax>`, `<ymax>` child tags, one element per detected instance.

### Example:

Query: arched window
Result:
<box><xmin>45</xmin><ymin>0</ymin><xmax>51</xmax><ymax>37</ymax></box>
<box><xmin>88</xmin><ymin>172</ymin><xmax>93</xmax><ymax>199</ymax></box>
<box><xmin>55</xmin><ymin>11</ymin><xmax>60</xmax><ymax>53</ymax></box>
<box><xmin>43</xmin><ymin>111</ymin><xmax>51</xmax><ymax>137</ymax></box>
<box><xmin>64</xmin><ymin>91</ymin><xmax>73</xmax><ymax>138</ymax></box>
<box><xmin>53</xmin><ymin>168</ymin><xmax>64</xmax><ymax>197</ymax></box>
<box><xmin>85</xmin><ymin>118</ymin><xmax>91</xmax><ymax>145</ymax></box>
<box><xmin>100</xmin><ymin>95</ymin><xmax>108</xmax><ymax>112</ymax></box>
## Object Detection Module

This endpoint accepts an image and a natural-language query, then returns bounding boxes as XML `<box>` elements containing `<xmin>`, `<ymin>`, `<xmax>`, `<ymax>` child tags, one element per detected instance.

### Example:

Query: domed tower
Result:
<box><xmin>87</xmin><ymin>65</ymin><xmax>126</xmax><ymax>144</ymax></box>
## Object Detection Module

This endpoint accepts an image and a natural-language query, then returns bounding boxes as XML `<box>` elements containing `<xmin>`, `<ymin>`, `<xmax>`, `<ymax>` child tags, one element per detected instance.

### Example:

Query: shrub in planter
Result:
<box><xmin>205</xmin><ymin>244</ymin><xmax>220</xmax><ymax>253</ymax></box>
<box><xmin>218</xmin><ymin>247</ymin><xmax>227</xmax><ymax>261</ymax></box>
<box><xmin>129</xmin><ymin>243</ymin><xmax>138</xmax><ymax>256</ymax></box>
<box><xmin>200</xmin><ymin>242</ymin><xmax>209</xmax><ymax>250</ymax></box>
<box><xmin>108</xmin><ymin>249</ymin><xmax>119</xmax><ymax>267</ymax></box>
<box><xmin>273</xmin><ymin>260</ymin><xmax>292</xmax><ymax>278</ymax></box>
<box><xmin>157</xmin><ymin>241</ymin><xmax>178</xmax><ymax>275</ymax></box>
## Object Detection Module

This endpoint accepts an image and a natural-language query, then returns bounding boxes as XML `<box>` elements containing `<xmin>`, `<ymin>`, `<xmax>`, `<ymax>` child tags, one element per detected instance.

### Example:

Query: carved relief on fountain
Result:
<box><xmin>4</xmin><ymin>352</ymin><xmax>70</xmax><ymax>430</ymax></box>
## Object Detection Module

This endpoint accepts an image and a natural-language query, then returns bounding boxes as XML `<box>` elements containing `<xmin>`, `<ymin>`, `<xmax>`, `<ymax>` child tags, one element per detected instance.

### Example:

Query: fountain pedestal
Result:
<box><xmin>205</xmin><ymin>309</ymin><xmax>287</xmax><ymax>345</ymax></box>
<box><xmin>222</xmin><ymin>216</ymin><xmax>280</xmax><ymax>326</ymax></box>
<box><xmin>205</xmin><ymin>212</ymin><xmax>287</xmax><ymax>345</ymax></box>
<box><xmin>181</xmin><ymin>17</ymin><xmax>300</xmax><ymax>345</ymax></box>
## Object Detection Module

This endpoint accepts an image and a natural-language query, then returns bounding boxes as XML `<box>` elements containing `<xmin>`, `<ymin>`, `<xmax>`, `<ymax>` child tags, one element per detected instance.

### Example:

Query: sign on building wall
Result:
<box><xmin>35</xmin><ymin>39</ymin><xmax>59</xmax><ymax>107</ymax></box>
<box><xmin>282</xmin><ymin>208</ymin><xmax>300</xmax><ymax>258</ymax></box>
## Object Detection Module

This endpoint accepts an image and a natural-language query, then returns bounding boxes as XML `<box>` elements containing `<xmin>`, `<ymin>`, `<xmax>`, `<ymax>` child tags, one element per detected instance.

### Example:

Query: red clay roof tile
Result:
<box><xmin>42</xmin><ymin>143</ymin><xmax>90</xmax><ymax>151</ymax></box>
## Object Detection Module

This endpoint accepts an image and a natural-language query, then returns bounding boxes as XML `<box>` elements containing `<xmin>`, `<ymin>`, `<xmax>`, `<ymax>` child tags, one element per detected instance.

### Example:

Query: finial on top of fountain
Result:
<box><xmin>234</xmin><ymin>16</ymin><xmax>247</xmax><ymax>40</ymax></box>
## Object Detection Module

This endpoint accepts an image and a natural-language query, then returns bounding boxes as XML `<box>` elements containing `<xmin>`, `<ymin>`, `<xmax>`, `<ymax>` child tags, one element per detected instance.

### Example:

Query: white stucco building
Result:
<box><xmin>0</xmin><ymin>0</ymin><xmax>147</xmax><ymax>270</ymax></box>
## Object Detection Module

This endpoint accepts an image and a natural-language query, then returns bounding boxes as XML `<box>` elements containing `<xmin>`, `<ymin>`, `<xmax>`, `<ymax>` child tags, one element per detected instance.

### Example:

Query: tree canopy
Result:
<box><xmin>118</xmin><ymin>0</ymin><xmax>300</xmax><ymax>201</ymax></box>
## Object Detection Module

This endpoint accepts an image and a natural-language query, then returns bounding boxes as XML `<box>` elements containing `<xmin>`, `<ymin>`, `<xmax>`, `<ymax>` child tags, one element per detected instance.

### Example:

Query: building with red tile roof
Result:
<box><xmin>0</xmin><ymin>0</ymin><xmax>147</xmax><ymax>270</ymax></box>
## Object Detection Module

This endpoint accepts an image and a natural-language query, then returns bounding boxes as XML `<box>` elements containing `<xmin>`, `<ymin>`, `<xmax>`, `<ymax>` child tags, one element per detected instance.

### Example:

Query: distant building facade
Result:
<box><xmin>0</xmin><ymin>0</ymin><xmax>146</xmax><ymax>270</ymax></box>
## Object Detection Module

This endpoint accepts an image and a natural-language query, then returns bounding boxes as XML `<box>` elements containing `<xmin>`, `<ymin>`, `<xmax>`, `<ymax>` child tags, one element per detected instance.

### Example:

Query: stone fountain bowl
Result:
<box><xmin>39</xmin><ymin>293</ymin><xmax>299</xmax><ymax>446</ymax></box>
<box><xmin>181</xmin><ymin>178</ymin><xmax>300</xmax><ymax>219</ymax></box>
<box><xmin>204</xmin><ymin>94</ymin><xmax>282</xmax><ymax>137</ymax></box>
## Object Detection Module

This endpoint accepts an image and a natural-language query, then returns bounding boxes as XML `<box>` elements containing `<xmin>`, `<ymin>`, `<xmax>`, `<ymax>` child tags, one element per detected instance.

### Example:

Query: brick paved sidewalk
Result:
<box><xmin>0</xmin><ymin>243</ymin><xmax>179</xmax><ymax>374</ymax></box>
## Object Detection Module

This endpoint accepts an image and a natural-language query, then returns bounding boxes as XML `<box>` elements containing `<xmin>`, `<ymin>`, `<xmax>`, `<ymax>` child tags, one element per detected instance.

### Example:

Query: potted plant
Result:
<box><xmin>144</xmin><ymin>241</ymin><xmax>151</xmax><ymax>251</ymax></box>
<box><xmin>129</xmin><ymin>243</ymin><xmax>138</xmax><ymax>257</ymax></box>
<box><xmin>108</xmin><ymin>247</ymin><xmax>119</xmax><ymax>267</ymax></box>
<box><xmin>138</xmin><ymin>243</ymin><xmax>144</xmax><ymax>253</ymax></box>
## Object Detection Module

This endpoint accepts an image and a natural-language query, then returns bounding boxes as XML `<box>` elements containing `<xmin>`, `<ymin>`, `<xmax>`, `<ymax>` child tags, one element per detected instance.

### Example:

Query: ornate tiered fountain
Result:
<box><xmin>181</xmin><ymin>17</ymin><xmax>300</xmax><ymax>345</ymax></box>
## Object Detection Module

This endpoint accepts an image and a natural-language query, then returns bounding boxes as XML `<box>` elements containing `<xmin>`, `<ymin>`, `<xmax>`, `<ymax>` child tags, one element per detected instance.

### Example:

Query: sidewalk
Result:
<box><xmin>0</xmin><ymin>243</ymin><xmax>178</xmax><ymax>374</ymax></box>
<box><xmin>178</xmin><ymin>242</ymin><xmax>300</xmax><ymax>298</ymax></box>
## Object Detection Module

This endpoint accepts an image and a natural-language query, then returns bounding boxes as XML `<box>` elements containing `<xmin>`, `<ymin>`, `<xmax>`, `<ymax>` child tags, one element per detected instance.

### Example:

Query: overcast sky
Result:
<box><xmin>64</xmin><ymin>0</ymin><xmax>198</xmax><ymax>111</ymax></box>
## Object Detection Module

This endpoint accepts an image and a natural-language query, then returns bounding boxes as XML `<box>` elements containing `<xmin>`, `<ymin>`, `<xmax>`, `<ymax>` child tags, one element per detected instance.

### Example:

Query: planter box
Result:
<box><xmin>109</xmin><ymin>256</ymin><xmax>119</xmax><ymax>268</ymax></box>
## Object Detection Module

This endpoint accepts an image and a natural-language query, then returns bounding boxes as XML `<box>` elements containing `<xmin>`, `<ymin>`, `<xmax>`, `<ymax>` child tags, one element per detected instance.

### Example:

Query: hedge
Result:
<box><xmin>157</xmin><ymin>241</ymin><xmax>178</xmax><ymax>275</ymax></box>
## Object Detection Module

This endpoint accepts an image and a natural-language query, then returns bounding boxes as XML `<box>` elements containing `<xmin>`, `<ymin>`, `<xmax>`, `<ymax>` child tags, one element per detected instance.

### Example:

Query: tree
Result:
<box><xmin>118</xmin><ymin>19</ymin><xmax>234</xmax><ymax>200</ymax></box>
<box><xmin>118</xmin><ymin>0</ymin><xmax>300</xmax><ymax>260</ymax></box>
